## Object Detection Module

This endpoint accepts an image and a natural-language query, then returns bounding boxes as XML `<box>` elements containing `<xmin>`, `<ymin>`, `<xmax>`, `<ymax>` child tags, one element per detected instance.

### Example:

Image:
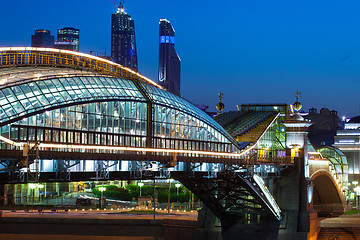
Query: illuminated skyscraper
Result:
<box><xmin>158</xmin><ymin>19</ymin><xmax>181</xmax><ymax>96</ymax></box>
<box><xmin>111</xmin><ymin>5</ymin><xmax>138</xmax><ymax>70</ymax></box>
<box><xmin>55</xmin><ymin>27</ymin><xmax>79</xmax><ymax>51</ymax></box>
<box><xmin>31</xmin><ymin>29</ymin><xmax>54</xmax><ymax>48</ymax></box>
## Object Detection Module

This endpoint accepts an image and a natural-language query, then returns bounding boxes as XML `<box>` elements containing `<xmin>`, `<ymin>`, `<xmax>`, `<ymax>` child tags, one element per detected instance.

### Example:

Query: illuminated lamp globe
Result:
<box><xmin>216</xmin><ymin>102</ymin><xmax>225</xmax><ymax>112</ymax></box>
<box><xmin>293</xmin><ymin>101</ymin><xmax>302</xmax><ymax>112</ymax></box>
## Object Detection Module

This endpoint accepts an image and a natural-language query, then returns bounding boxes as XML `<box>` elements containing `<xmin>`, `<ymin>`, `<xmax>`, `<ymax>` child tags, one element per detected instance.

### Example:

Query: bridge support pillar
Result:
<box><xmin>275</xmin><ymin>165</ymin><xmax>311</xmax><ymax>240</ymax></box>
<box><xmin>278</xmin><ymin>109</ymin><xmax>312</xmax><ymax>240</ymax></box>
<box><xmin>194</xmin><ymin>206</ymin><xmax>222</xmax><ymax>240</ymax></box>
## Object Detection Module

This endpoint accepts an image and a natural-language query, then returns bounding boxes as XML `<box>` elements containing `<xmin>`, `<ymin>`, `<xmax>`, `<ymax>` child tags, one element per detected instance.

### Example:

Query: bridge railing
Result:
<box><xmin>0</xmin><ymin>47</ymin><xmax>164</xmax><ymax>90</ymax></box>
<box><xmin>255</xmin><ymin>149</ymin><xmax>292</xmax><ymax>165</ymax></box>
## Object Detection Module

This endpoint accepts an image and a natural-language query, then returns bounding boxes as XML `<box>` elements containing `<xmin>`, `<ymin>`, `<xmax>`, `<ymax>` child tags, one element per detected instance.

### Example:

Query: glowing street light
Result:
<box><xmin>99</xmin><ymin>186</ymin><xmax>106</xmax><ymax>208</ymax></box>
<box><xmin>175</xmin><ymin>183</ymin><xmax>181</xmax><ymax>196</ymax></box>
<box><xmin>138</xmin><ymin>182</ymin><xmax>144</xmax><ymax>197</ymax></box>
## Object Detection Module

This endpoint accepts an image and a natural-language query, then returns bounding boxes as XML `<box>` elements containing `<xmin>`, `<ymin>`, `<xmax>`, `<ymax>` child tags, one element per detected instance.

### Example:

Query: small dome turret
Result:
<box><xmin>216</xmin><ymin>92</ymin><xmax>225</xmax><ymax>112</ymax></box>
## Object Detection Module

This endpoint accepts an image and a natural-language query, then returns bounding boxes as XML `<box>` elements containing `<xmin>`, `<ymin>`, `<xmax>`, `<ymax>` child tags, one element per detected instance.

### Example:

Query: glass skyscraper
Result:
<box><xmin>158</xmin><ymin>19</ymin><xmax>181</xmax><ymax>97</ymax></box>
<box><xmin>55</xmin><ymin>27</ymin><xmax>79</xmax><ymax>51</ymax></box>
<box><xmin>111</xmin><ymin>6</ymin><xmax>138</xmax><ymax>71</ymax></box>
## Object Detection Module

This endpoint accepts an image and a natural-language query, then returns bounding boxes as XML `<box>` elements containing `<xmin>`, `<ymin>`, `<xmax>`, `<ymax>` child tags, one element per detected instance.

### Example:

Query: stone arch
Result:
<box><xmin>311</xmin><ymin>170</ymin><xmax>344</xmax><ymax>215</ymax></box>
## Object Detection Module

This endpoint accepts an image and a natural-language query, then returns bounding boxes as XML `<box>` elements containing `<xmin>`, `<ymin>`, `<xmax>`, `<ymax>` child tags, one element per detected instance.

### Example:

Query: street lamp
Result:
<box><xmin>175</xmin><ymin>183</ymin><xmax>181</xmax><ymax>196</ymax></box>
<box><xmin>167</xmin><ymin>179</ymin><xmax>173</xmax><ymax>214</ymax></box>
<box><xmin>355</xmin><ymin>186</ymin><xmax>360</xmax><ymax>209</ymax></box>
<box><xmin>138</xmin><ymin>182</ymin><xmax>144</xmax><ymax>197</ymax></box>
<box><xmin>99</xmin><ymin>186</ymin><xmax>106</xmax><ymax>208</ymax></box>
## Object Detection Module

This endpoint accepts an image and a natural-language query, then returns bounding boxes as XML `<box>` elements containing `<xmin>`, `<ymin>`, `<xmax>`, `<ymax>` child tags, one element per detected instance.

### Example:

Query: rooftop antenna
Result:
<box><xmin>295</xmin><ymin>91</ymin><xmax>301</xmax><ymax>102</ymax></box>
<box><xmin>118</xmin><ymin>0</ymin><xmax>125</xmax><ymax>12</ymax></box>
<box><xmin>119</xmin><ymin>0</ymin><xmax>125</xmax><ymax>8</ymax></box>
<box><xmin>110</xmin><ymin>0</ymin><xmax>125</xmax><ymax>12</ymax></box>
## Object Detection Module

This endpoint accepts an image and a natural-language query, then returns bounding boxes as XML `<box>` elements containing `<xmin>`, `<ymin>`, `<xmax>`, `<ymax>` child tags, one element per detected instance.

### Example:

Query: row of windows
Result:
<box><xmin>143</xmin><ymin>83</ymin><xmax>237</xmax><ymax>147</ymax></box>
<box><xmin>1</xmin><ymin>101</ymin><xmax>237</xmax><ymax>154</ymax></box>
<box><xmin>152</xmin><ymin>137</ymin><xmax>234</xmax><ymax>153</ymax></box>
<box><xmin>12</xmin><ymin>125</ymin><xmax>146</xmax><ymax>148</ymax></box>
<box><xmin>0</xmin><ymin>76</ymin><xmax>144</xmax><ymax>122</ymax></box>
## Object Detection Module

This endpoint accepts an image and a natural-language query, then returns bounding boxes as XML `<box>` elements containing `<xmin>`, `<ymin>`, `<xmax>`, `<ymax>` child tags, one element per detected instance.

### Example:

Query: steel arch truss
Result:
<box><xmin>176</xmin><ymin>172</ymin><xmax>281</xmax><ymax>224</ymax></box>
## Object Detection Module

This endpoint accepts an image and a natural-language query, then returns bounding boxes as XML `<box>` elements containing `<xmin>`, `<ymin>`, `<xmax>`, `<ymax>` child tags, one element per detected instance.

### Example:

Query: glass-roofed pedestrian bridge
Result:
<box><xmin>0</xmin><ymin>47</ymin><xmax>290</xmax><ymax>173</ymax></box>
<box><xmin>0</xmin><ymin>47</ymin><xmax>299</xmax><ymax>224</ymax></box>
<box><xmin>0</xmin><ymin>47</ymin><xmax>247</xmax><ymax>167</ymax></box>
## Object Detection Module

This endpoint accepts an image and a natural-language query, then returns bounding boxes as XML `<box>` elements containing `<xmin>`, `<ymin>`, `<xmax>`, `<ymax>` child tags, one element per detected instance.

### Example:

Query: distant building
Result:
<box><xmin>111</xmin><ymin>5</ymin><xmax>138</xmax><ymax>70</ymax></box>
<box><xmin>305</xmin><ymin>108</ymin><xmax>340</xmax><ymax>148</ymax></box>
<box><xmin>31</xmin><ymin>29</ymin><xmax>54</xmax><ymax>48</ymax></box>
<box><xmin>333</xmin><ymin>116</ymin><xmax>360</xmax><ymax>183</ymax></box>
<box><xmin>196</xmin><ymin>104</ymin><xmax>217</xmax><ymax>118</ymax></box>
<box><xmin>54</xmin><ymin>41</ymin><xmax>76</xmax><ymax>51</ymax></box>
<box><xmin>158</xmin><ymin>19</ymin><xmax>181</xmax><ymax>96</ymax></box>
<box><xmin>55</xmin><ymin>27</ymin><xmax>79</xmax><ymax>51</ymax></box>
<box><xmin>90</xmin><ymin>51</ymin><xmax>113</xmax><ymax>61</ymax></box>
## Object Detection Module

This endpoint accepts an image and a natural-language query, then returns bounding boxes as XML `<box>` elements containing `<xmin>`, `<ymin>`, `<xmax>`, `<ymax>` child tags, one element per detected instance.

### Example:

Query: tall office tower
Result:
<box><xmin>31</xmin><ymin>29</ymin><xmax>54</xmax><ymax>48</ymax></box>
<box><xmin>158</xmin><ymin>19</ymin><xmax>181</xmax><ymax>96</ymax></box>
<box><xmin>111</xmin><ymin>5</ymin><xmax>138</xmax><ymax>70</ymax></box>
<box><xmin>55</xmin><ymin>27</ymin><xmax>80</xmax><ymax>51</ymax></box>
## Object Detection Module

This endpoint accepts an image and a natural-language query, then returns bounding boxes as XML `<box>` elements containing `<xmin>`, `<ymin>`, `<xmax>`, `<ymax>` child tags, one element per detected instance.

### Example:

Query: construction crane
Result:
<box><xmin>109</xmin><ymin>0</ymin><xmax>125</xmax><ymax>10</ymax></box>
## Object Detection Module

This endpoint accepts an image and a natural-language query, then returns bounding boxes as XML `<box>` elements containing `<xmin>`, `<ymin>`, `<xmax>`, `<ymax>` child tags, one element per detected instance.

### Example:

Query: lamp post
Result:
<box><xmin>138</xmin><ymin>182</ymin><xmax>144</xmax><ymax>197</ymax></box>
<box><xmin>355</xmin><ymin>186</ymin><xmax>360</xmax><ymax>210</ymax></box>
<box><xmin>29</xmin><ymin>183</ymin><xmax>36</xmax><ymax>205</ymax></box>
<box><xmin>168</xmin><ymin>179</ymin><xmax>172</xmax><ymax>214</ymax></box>
<box><xmin>38</xmin><ymin>184</ymin><xmax>44</xmax><ymax>202</ymax></box>
<box><xmin>99</xmin><ymin>186</ymin><xmax>106</xmax><ymax>209</ymax></box>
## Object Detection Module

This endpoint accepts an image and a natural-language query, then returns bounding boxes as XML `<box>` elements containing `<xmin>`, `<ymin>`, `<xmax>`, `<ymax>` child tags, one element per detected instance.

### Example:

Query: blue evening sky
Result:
<box><xmin>1</xmin><ymin>0</ymin><xmax>360</xmax><ymax>117</ymax></box>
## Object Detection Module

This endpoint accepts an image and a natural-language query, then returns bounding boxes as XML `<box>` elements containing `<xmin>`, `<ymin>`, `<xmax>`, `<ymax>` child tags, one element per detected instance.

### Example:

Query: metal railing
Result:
<box><xmin>0</xmin><ymin>47</ymin><xmax>164</xmax><ymax>90</ymax></box>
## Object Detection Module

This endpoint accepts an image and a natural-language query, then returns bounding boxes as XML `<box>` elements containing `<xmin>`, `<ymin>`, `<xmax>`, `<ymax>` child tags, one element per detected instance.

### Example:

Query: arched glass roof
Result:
<box><xmin>0</xmin><ymin>76</ymin><xmax>144</xmax><ymax>124</ymax></box>
<box><xmin>0</xmin><ymin>74</ymin><xmax>237</xmax><ymax>145</ymax></box>
<box><xmin>318</xmin><ymin>146</ymin><xmax>348</xmax><ymax>166</ymax></box>
<box><xmin>0</xmin><ymin>48</ymin><xmax>241</xmax><ymax>156</ymax></box>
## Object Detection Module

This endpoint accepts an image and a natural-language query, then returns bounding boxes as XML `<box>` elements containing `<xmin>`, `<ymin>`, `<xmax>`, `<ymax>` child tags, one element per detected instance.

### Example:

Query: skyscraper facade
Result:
<box><xmin>158</xmin><ymin>19</ymin><xmax>181</xmax><ymax>96</ymax></box>
<box><xmin>31</xmin><ymin>30</ymin><xmax>54</xmax><ymax>48</ymax></box>
<box><xmin>111</xmin><ymin>6</ymin><xmax>138</xmax><ymax>70</ymax></box>
<box><xmin>55</xmin><ymin>27</ymin><xmax>79</xmax><ymax>51</ymax></box>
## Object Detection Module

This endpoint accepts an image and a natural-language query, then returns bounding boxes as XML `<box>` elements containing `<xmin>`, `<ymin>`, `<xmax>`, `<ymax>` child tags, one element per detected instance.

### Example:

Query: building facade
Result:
<box><xmin>31</xmin><ymin>30</ymin><xmax>54</xmax><ymax>48</ymax></box>
<box><xmin>111</xmin><ymin>6</ymin><xmax>138</xmax><ymax>70</ymax></box>
<box><xmin>305</xmin><ymin>107</ymin><xmax>339</xmax><ymax>148</ymax></box>
<box><xmin>55</xmin><ymin>27</ymin><xmax>79</xmax><ymax>51</ymax></box>
<box><xmin>333</xmin><ymin>116</ymin><xmax>360</xmax><ymax>183</ymax></box>
<box><xmin>158</xmin><ymin>19</ymin><xmax>181</xmax><ymax>96</ymax></box>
